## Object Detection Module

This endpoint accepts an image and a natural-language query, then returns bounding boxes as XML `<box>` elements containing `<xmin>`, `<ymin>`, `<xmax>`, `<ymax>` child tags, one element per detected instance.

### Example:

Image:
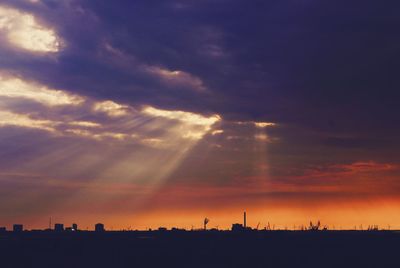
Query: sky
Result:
<box><xmin>0</xmin><ymin>0</ymin><xmax>400</xmax><ymax>230</ymax></box>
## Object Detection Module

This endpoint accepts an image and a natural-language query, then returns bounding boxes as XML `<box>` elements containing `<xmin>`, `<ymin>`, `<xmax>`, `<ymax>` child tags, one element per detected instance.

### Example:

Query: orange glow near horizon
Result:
<box><xmin>5</xmin><ymin>196</ymin><xmax>400</xmax><ymax>231</ymax></box>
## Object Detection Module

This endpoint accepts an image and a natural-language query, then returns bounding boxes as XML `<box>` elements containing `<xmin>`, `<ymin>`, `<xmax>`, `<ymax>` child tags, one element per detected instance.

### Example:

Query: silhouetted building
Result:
<box><xmin>232</xmin><ymin>223</ymin><xmax>245</xmax><ymax>232</ymax></box>
<box><xmin>95</xmin><ymin>223</ymin><xmax>105</xmax><ymax>232</ymax></box>
<box><xmin>171</xmin><ymin>228</ymin><xmax>186</xmax><ymax>233</ymax></box>
<box><xmin>54</xmin><ymin>223</ymin><xmax>64</xmax><ymax>232</ymax></box>
<box><xmin>0</xmin><ymin>227</ymin><xmax>6</xmax><ymax>232</ymax></box>
<box><xmin>232</xmin><ymin>211</ymin><xmax>251</xmax><ymax>231</ymax></box>
<box><xmin>13</xmin><ymin>224</ymin><xmax>23</xmax><ymax>232</ymax></box>
<box><xmin>72</xmin><ymin>223</ymin><xmax>78</xmax><ymax>231</ymax></box>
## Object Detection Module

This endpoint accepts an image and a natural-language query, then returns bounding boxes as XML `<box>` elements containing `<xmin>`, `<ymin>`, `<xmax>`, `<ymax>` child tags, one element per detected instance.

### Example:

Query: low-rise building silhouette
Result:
<box><xmin>72</xmin><ymin>223</ymin><xmax>78</xmax><ymax>231</ymax></box>
<box><xmin>232</xmin><ymin>223</ymin><xmax>246</xmax><ymax>231</ymax></box>
<box><xmin>0</xmin><ymin>227</ymin><xmax>6</xmax><ymax>232</ymax></box>
<box><xmin>54</xmin><ymin>223</ymin><xmax>64</xmax><ymax>232</ymax></box>
<box><xmin>13</xmin><ymin>224</ymin><xmax>23</xmax><ymax>232</ymax></box>
<box><xmin>95</xmin><ymin>223</ymin><xmax>105</xmax><ymax>232</ymax></box>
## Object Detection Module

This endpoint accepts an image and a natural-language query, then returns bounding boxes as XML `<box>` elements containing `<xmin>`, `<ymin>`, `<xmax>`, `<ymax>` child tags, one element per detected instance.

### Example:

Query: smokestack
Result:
<box><xmin>244</xmin><ymin>211</ymin><xmax>246</xmax><ymax>228</ymax></box>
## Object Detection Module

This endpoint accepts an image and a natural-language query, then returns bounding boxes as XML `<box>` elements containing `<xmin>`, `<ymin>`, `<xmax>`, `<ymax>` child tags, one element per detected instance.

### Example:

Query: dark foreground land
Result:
<box><xmin>0</xmin><ymin>230</ymin><xmax>399</xmax><ymax>268</ymax></box>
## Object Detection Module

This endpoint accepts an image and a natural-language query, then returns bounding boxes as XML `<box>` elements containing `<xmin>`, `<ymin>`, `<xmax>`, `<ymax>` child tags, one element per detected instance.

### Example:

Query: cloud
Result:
<box><xmin>93</xmin><ymin>100</ymin><xmax>129</xmax><ymax>117</ymax></box>
<box><xmin>100</xmin><ymin>42</ymin><xmax>208</xmax><ymax>93</ymax></box>
<box><xmin>254</xmin><ymin>122</ymin><xmax>276</xmax><ymax>128</ymax></box>
<box><xmin>273</xmin><ymin>161</ymin><xmax>400</xmax><ymax>193</ymax></box>
<box><xmin>68</xmin><ymin>121</ymin><xmax>101</xmax><ymax>128</ymax></box>
<box><xmin>211</xmin><ymin>129</ymin><xmax>223</xmax><ymax>135</ymax></box>
<box><xmin>143</xmin><ymin>106</ymin><xmax>220</xmax><ymax>127</ymax></box>
<box><xmin>235</xmin><ymin>121</ymin><xmax>276</xmax><ymax>128</ymax></box>
<box><xmin>0</xmin><ymin>74</ymin><xmax>221</xmax><ymax>144</ymax></box>
<box><xmin>334</xmin><ymin>161</ymin><xmax>398</xmax><ymax>174</ymax></box>
<box><xmin>254</xmin><ymin>133</ymin><xmax>270</xmax><ymax>142</ymax></box>
<box><xmin>143</xmin><ymin>106</ymin><xmax>220</xmax><ymax>140</ymax></box>
<box><xmin>145</xmin><ymin>66</ymin><xmax>206</xmax><ymax>92</ymax></box>
<box><xmin>64</xmin><ymin>129</ymin><xmax>129</xmax><ymax>141</ymax></box>
<box><xmin>0</xmin><ymin>74</ymin><xmax>84</xmax><ymax>106</ymax></box>
<box><xmin>0</xmin><ymin>110</ymin><xmax>56</xmax><ymax>132</ymax></box>
<box><xmin>0</xmin><ymin>5</ymin><xmax>60</xmax><ymax>52</ymax></box>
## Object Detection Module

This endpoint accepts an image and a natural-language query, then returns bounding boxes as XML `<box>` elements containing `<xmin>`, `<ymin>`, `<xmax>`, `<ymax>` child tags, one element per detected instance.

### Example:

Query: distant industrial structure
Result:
<box><xmin>13</xmin><ymin>224</ymin><xmax>23</xmax><ymax>232</ymax></box>
<box><xmin>95</xmin><ymin>223</ymin><xmax>105</xmax><ymax>232</ymax></box>
<box><xmin>231</xmin><ymin>211</ymin><xmax>252</xmax><ymax>231</ymax></box>
<box><xmin>55</xmin><ymin>223</ymin><xmax>64</xmax><ymax>232</ymax></box>
<box><xmin>308</xmin><ymin>221</ymin><xmax>328</xmax><ymax>231</ymax></box>
<box><xmin>204</xmin><ymin>218</ymin><xmax>210</xmax><ymax>230</ymax></box>
<box><xmin>4</xmin><ymin>223</ymin><xmax>95</xmax><ymax>233</ymax></box>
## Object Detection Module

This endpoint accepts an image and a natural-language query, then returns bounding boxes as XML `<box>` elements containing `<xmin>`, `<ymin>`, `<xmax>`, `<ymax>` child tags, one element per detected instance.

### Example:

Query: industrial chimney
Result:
<box><xmin>244</xmin><ymin>211</ymin><xmax>247</xmax><ymax>228</ymax></box>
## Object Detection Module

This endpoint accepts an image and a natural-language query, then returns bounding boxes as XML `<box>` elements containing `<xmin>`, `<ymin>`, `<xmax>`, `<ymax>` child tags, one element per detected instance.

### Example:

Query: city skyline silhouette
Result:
<box><xmin>0</xmin><ymin>211</ymin><xmax>395</xmax><ymax>232</ymax></box>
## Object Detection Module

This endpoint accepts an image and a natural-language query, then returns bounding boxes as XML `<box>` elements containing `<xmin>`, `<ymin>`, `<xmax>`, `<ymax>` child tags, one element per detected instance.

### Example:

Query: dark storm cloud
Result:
<box><xmin>2</xmin><ymin>0</ymin><xmax>399</xmax><ymax>134</ymax></box>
